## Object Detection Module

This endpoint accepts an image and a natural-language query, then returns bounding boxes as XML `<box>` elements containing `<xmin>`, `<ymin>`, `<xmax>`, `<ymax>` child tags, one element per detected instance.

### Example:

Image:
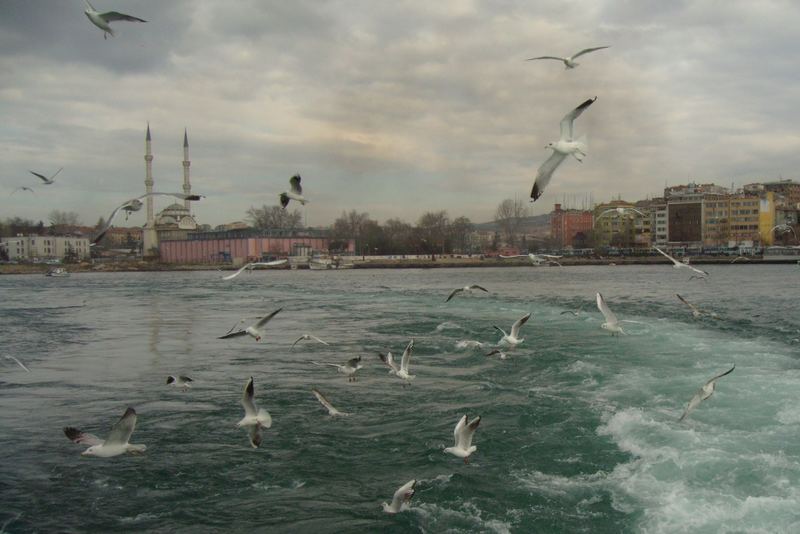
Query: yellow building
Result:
<box><xmin>702</xmin><ymin>194</ymin><xmax>761</xmax><ymax>247</ymax></box>
<box><xmin>758</xmin><ymin>192</ymin><xmax>777</xmax><ymax>246</ymax></box>
<box><xmin>593</xmin><ymin>200</ymin><xmax>638</xmax><ymax>248</ymax></box>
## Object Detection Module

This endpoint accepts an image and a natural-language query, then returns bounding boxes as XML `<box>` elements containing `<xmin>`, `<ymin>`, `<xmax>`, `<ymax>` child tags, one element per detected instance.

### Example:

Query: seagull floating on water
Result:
<box><xmin>311</xmin><ymin>388</ymin><xmax>349</xmax><ymax>416</ymax></box>
<box><xmin>526</xmin><ymin>46</ymin><xmax>610</xmax><ymax>69</ymax></box>
<box><xmin>382</xmin><ymin>480</ymin><xmax>416</xmax><ymax>514</ymax></box>
<box><xmin>494</xmin><ymin>313</ymin><xmax>530</xmax><ymax>347</ymax></box>
<box><xmin>166</xmin><ymin>375</ymin><xmax>193</xmax><ymax>390</ymax></box>
<box><xmin>679</xmin><ymin>365</ymin><xmax>735</xmax><ymax>421</ymax></box>
<box><xmin>221</xmin><ymin>260</ymin><xmax>288</xmax><ymax>280</ymax></box>
<box><xmin>445</xmin><ymin>284</ymin><xmax>488</xmax><ymax>302</ymax></box>
<box><xmin>444</xmin><ymin>415</ymin><xmax>481</xmax><ymax>463</ymax></box>
<box><xmin>29</xmin><ymin>168</ymin><xmax>62</xmax><ymax>185</ymax></box>
<box><xmin>291</xmin><ymin>334</ymin><xmax>330</xmax><ymax>350</ymax></box>
<box><xmin>237</xmin><ymin>376</ymin><xmax>272</xmax><ymax>448</ymax></box>
<box><xmin>596</xmin><ymin>292</ymin><xmax>624</xmax><ymax>335</ymax></box>
<box><xmin>654</xmin><ymin>247</ymin><xmax>708</xmax><ymax>277</ymax></box>
<box><xmin>311</xmin><ymin>356</ymin><xmax>363</xmax><ymax>382</ymax></box>
<box><xmin>531</xmin><ymin>97</ymin><xmax>596</xmax><ymax>202</ymax></box>
<box><xmin>379</xmin><ymin>339</ymin><xmax>415</xmax><ymax>384</ymax></box>
<box><xmin>64</xmin><ymin>407</ymin><xmax>146</xmax><ymax>457</ymax></box>
<box><xmin>279</xmin><ymin>174</ymin><xmax>308</xmax><ymax>208</ymax></box>
<box><xmin>84</xmin><ymin>0</ymin><xmax>146</xmax><ymax>39</ymax></box>
<box><xmin>218</xmin><ymin>308</ymin><xmax>282</xmax><ymax>342</ymax></box>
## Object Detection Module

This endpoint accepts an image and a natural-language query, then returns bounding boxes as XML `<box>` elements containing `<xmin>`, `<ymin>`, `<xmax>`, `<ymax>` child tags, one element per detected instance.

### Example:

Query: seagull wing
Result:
<box><xmin>104</xmin><ymin>407</ymin><xmax>137</xmax><ymax>445</ymax></box>
<box><xmin>251</xmin><ymin>259</ymin><xmax>288</xmax><ymax>267</ymax></box>
<box><xmin>222</xmin><ymin>263</ymin><xmax>254</xmax><ymax>280</ymax></box>
<box><xmin>706</xmin><ymin>364</ymin><xmax>735</xmax><ymax>387</ymax></box>
<box><xmin>289</xmin><ymin>174</ymin><xmax>302</xmax><ymax>195</ymax></box>
<box><xmin>571</xmin><ymin>46</ymin><xmax>610</xmax><ymax>59</ymax></box>
<box><xmin>453</xmin><ymin>415</ymin><xmax>467</xmax><ymax>447</ymax></box>
<box><xmin>510</xmin><ymin>313</ymin><xmax>531</xmax><ymax>338</ymax></box>
<box><xmin>676</xmin><ymin>294</ymin><xmax>699</xmax><ymax>313</ymax></box>
<box><xmin>5</xmin><ymin>355</ymin><xmax>30</xmax><ymax>372</ymax></box>
<box><xmin>531</xmin><ymin>151</ymin><xmax>568</xmax><ymax>201</ymax></box>
<box><xmin>254</xmin><ymin>308</ymin><xmax>282</xmax><ymax>329</ymax></box>
<box><xmin>92</xmin><ymin>198</ymin><xmax>140</xmax><ymax>245</ymax></box>
<box><xmin>654</xmin><ymin>246</ymin><xmax>681</xmax><ymax>266</ymax></box>
<box><xmin>687</xmin><ymin>264</ymin><xmax>709</xmax><ymax>276</ymax></box>
<box><xmin>312</xmin><ymin>388</ymin><xmax>344</xmax><ymax>416</ymax></box>
<box><xmin>390</xmin><ymin>480</ymin><xmax>416</xmax><ymax>511</ymax></box>
<box><xmin>218</xmin><ymin>330</ymin><xmax>248</xmax><ymax>339</ymax></box>
<box><xmin>493</xmin><ymin>325</ymin><xmax>508</xmax><ymax>337</ymax></box>
<box><xmin>308</xmin><ymin>335</ymin><xmax>329</xmax><ymax>345</ymax></box>
<box><xmin>347</xmin><ymin>356</ymin><xmax>362</xmax><ymax>369</ymax></box>
<box><xmin>596</xmin><ymin>293</ymin><xmax>619</xmax><ymax>325</ymax></box>
<box><xmin>290</xmin><ymin>336</ymin><xmax>305</xmax><ymax>349</ymax></box>
<box><xmin>678</xmin><ymin>389</ymin><xmax>705</xmax><ymax>421</ymax></box>
<box><xmin>559</xmin><ymin>97</ymin><xmax>597</xmax><ymax>140</ymax></box>
<box><xmin>64</xmin><ymin>427</ymin><xmax>103</xmax><ymax>446</ymax></box>
<box><xmin>498</xmin><ymin>254</ymin><xmax>528</xmax><ymax>259</ymax></box>
<box><xmin>29</xmin><ymin>171</ymin><xmax>50</xmax><ymax>183</ymax></box>
<box><xmin>100</xmin><ymin>11</ymin><xmax>146</xmax><ymax>23</ymax></box>
<box><xmin>246</xmin><ymin>425</ymin><xmax>262</xmax><ymax>448</ymax></box>
<box><xmin>241</xmin><ymin>377</ymin><xmax>258</xmax><ymax>418</ymax></box>
<box><xmin>468</xmin><ymin>285</ymin><xmax>489</xmax><ymax>293</ymax></box>
<box><xmin>445</xmin><ymin>288</ymin><xmax>463</xmax><ymax>302</ymax></box>
<box><xmin>379</xmin><ymin>352</ymin><xmax>399</xmax><ymax>373</ymax></box>
<box><xmin>400</xmin><ymin>339</ymin><xmax>414</xmax><ymax>373</ymax></box>
<box><xmin>526</xmin><ymin>56</ymin><xmax>564</xmax><ymax>61</ymax></box>
<box><xmin>457</xmin><ymin>416</ymin><xmax>481</xmax><ymax>449</ymax></box>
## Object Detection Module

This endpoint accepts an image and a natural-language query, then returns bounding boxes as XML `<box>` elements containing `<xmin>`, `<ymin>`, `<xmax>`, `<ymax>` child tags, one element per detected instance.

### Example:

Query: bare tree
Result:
<box><xmin>48</xmin><ymin>210</ymin><xmax>82</xmax><ymax>235</ymax></box>
<box><xmin>494</xmin><ymin>199</ymin><xmax>527</xmax><ymax>246</ymax></box>
<box><xmin>418</xmin><ymin>211</ymin><xmax>450</xmax><ymax>253</ymax></box>
<box><xmin>449</xmin><ymin>216</ymin><xmax>474</xmax><ymax>254</ymax></box>
<box><xmin>383</xmin><ymin>218</ymin><xmax>414</xmax><ymax>254</ymax></box>
<box><xmin>246</xmin><ymin>205</ymin><xmax>302</xmax><ymax>231</ymax></box>
<box><xmin>332</xmin><ymin>210</ymin><xmax>372</xmax><ymax>250</ymax></box>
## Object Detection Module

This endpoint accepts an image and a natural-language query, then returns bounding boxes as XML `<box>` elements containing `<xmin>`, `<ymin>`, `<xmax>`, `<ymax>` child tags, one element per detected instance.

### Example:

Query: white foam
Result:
<box><xmin>455</xmin><ymin>340</ymin><xmax>486</xmax><ymax>350</ymax></box>
<box><xmin>436</xmin><ymin>321</ymin><xmax>464</xmax><ymax>332</ymax></box>
<box><xmin>414</xmin><ymin>501</ymin><xmax>513</xmax><ymax>534</ymax></box>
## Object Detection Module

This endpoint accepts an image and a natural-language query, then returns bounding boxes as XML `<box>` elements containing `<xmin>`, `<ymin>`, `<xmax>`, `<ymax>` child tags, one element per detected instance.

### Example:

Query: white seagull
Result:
<box><xmin>596</xmin><ymin>207</ymin><xmax>646</xmax><ymax>219</ymax></box>
<box><xmin>29</xmin><ymin>168</ymin><xmax>62</xmax><ymax>185</ymax></box>
<box><xmin>311</xmin><ymin>388</ymin><xmax>349</xmax><ymax>417</ymax></box>
<box><xmin>531</xmin><ymin>97</ymin><xmax>596</xmax><ymax>202</ymax></box>
<box><xmin>494</xmin><ymin>313</ymin><xmax>530</xmax><ymax>347</ymax></box>
<box><xmin>221</xmin><ymin>260</ymin><xmax>288</xmax><ymax>280</ymax></box>
<box><xmin>679</xmin><ymin>365</ymin><xmax>735</xmax><ymax>421</ymax></box>
<box><xmin>499</xmin><ymin>253</ymin><xmax>562</xmax><ymax>266</ymax></box>
<box><xmin>311</xmin><ymin>356</ymin><xmax>363</xmax><ymax>382</ymax></box>
<box><xmin>5</xmin><ymin>355</ymin><xmax>31</xmax><ymax>372</ymax></box>
<box><xmin>237</xmin><ymin>376</ymin><xmax>272</xmax><ymax>448</ymax></box>
<box><xmin>92</xmin><ymin>192</ymin><xmax>205</xmax><ymax>245</ymax></box>
<box><xmin>676</xmin><ymin>294</ymin><xmax>718</xmax><ymax>319</ymax></box>
<box><xmin>654</xmin><ymin>247</ymin><xmax>709</xmax><ymax>277</ymax></box>
<box><xmin>279</xmin><ymin>174</ymin><xmax>308</xmax><ymax>208</ymax></box>
<box><xmin>526</xmin><ymin>46</ymin><xmax>610</xmax><ymax>69</ymax></box>
<box><xmin>770</xmin><ymin>224</ymin><xmax>797</xmax><ymax>239</ymax></box>
<box><xmin>443</xmin><ymin>415</ymin><xmax>481</xmax><ymax>463</ymax></box>
<box><xmin>64</xmin><ymin>407</ymin><xmax>146</xmax><ymax>457</ymax></box>
<box><xmin>291</xmin><ymin>334</ymin><xmax>330</xmax><ymax>350</ymax></box>
<box><xmin>379</xmin><ymin>339</ymin><xmax>415</xmax><ymax>383</ymax></box>
<box><xmin>382</xmin><ymin>479</ymin><xmax>417</xmax><ymax>514</ymax></box>
<box><xmin>485</xmin><ymin>348</ymin><xmax>509</xmax><ymax>360</ymax></box>
<box><xmin>596</xmin><ymin>292</ymin><xmax>624</xmax><ymax>335</ymax></box>
<box><xmin>166</xmin><ymin>375</ymin><xmax>193</xmax><ymax>390</ymax></box>
<box><xmin>84</xmin><ymin>1</ymin><xmax>146</xmax><ymax>39</ymax></box>
<box><xmin>218</xmin><ymin>308</ymin><xmax>282</xmax><ymax>342</ymax></box>
<box><xmin>11</xmin><ymin>186</ymin><xmax>35</xmax><ymax>196</ymax></box>
<box><xmin>445</xmin><ymin>284</ymin><xmax>489</xmax><ymax>302</ymax></box>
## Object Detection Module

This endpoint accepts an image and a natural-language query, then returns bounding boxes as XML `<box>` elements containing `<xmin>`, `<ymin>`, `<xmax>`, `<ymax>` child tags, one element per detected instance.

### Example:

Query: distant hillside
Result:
<box><xmin>474</xmin><ymin>214</ymin><xmax>551</xmax><ymax>232</ymax></box>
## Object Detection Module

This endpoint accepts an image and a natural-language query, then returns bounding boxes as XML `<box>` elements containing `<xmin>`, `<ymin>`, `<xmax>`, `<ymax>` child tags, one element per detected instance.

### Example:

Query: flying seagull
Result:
<box><xmin>485</xmin><ymin>348</ymin><xmax>508</xmax><ymax>360</ymax></box>
<box><xmin>679</xmin><ymin>365</ymin><xmax>735</xmax><ymax>421</ymax></box>
<box><xmin>29</xmin><ymin>168</ymin><xmax>62</xmax><ymax>185</ymax></box>
<box><xmin>596</xmin><ymin>292</ymin><xmax>624</xmax><ymax>335</ymax></box>
<box><xmin>218</xmin><ymin>308</ymin><xmax>282</xmax><ymax>342</ymax></box>
<box><xmin>311</xmin><ymin>356</ymin><xmax>363</xmax><ymax>382</ymax></box>
<box><xmin>730</xmin><ymin>256</ymin><xmax>750</xmax><ymax>264</ymax></box>
<box><xmin>10</xmin><ymin>186</ymin><xmax>34</xmax><ymax>196</ymax></box>
<box><xmin>500</xmin><ymin>253</ymin><xmax>563</xmax><ymax>266</ymax></box>
<box><xmin>291</xmin><ymin>334</ymin><xmax>330</xmax><ymax>350</ymax></box>
<box><xmin>311</xmin><ymin>388</ymin><xmax>349</xmax><ymax>417</ymax></box>
<box><xmin>526</xmin><ymin>46</ymin><xmax>610</xmax><ymax>69</ymax></box>
<box><xmin>494</xmin><ymin>313</ymin><xmax>530</xmax><ymax>347</ymax></box>
<box><xmin>92</xmin><ymin>192</ymin><xmax>205</xmax><ymax>245</ymax></box>
<box><xmin>166</xmin><ymin>375</ymin><xmax>193</xmax><ymax>390</ymax></box>
<box><xmin>84</xmin><ymin>1</ymin><xmax>146</xmax><ymax>39</ymax></box>
<box><xmin>5</xmin><ymin>355</ymin><xmax>31</xmax><ymax>372</ymax></box>
<box><xmin>445</xmin><ymin>284</ymin><xmax>489</xmax><ymax>302</ymax></box>
<box><xmin>676</xmin><ymin>294</ymin><xmax>718</xmax><ymax>319</ymax></box>
<box><xmin>444</xmin><ymin>414</ymin><xmax>481</xmax><ymax>463</ymax></box>
<box><xmin>382</xmin><ymin>480</ymin><xmax>416</xmax><ymax>514</ymax></box>
<box><xmin>654</xmin><ymin>247</ymin><xmax>709</xmax><ymax>277</ymax></box>
<box><xmin>64</xmin><ymin>407</ymin><xmax>146</xmax><ymax>457</ymax></box>
<box><xmin>560</xmin><ymin>303</ymin><xmax>585</xmax><ymax>317</ymax></box>
<box><xmin>770</xmin><ymin>224</ymin><xmax>797</xmax><ymax>239</ymax></box>
<box><xmin>596</xmin><ymin>207</ymin><xmax>646</xmax><ymax>219</ymax></box>
<box><xmin>531</xmin><ymin>97</ymin><xmax>596</xmax><ymax>202</ymax></box>
<box><xmin>221</xmin><ymin>260</ymin><xmax>288</xmax><ymax>280</ymax></box>
<box><xmin>237</xmin><ymin>376</ymin><xmax>272</xmax><ymax>448</ymax></box>
<box><xmin>279</xmin><ymin>174</ymin><xmax>308</xmax><ymax>209</ymax></box>
<box><xmin>379</xmin><ymin>339</ymin><xmax>415</xmax><ymax>384</ymax></box>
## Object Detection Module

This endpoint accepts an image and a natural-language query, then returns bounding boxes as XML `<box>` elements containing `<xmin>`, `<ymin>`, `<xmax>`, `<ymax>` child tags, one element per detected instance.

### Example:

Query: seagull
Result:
<box><xmin>379</xmin><ymin>339</ymin><xmax>415</xmax><ymax>384</ymax></box>
<box><xmin>381</xmin><ymin>480</ymin><xmax>416</xmax><ymax>514</ymax></box>
<box><xmin>92</xmin><ymin>192</ymin><xmax>205</xmax><ymax>245</ymax></box>
<box><xmin>311</xmin><ymin>388</ymin><xmax>349</xmax><ymax>416</ymax></box>
<box><xmin>499</xmin><ymin>253</ymin><xmax>562</xmax><ymax>266</ymax></box>
<box><xmin>84</xmin><ymin>1</ymin><xmax>146</xmax><ymax>40</ymax></box>
<box><xmin>676</xmin><ymin>294</ymin><xmax>717</xmax><ymax>319</ymax></box>
<box><xmin>29</xmin><ymin>168</ymin><xmax>62</xmax><ymax>185</ymax></box>
<box><xmin>485</xmin><ymin>348</ymin><xmax>508</xmax><ymax>360</ymax></box>
<box><xmin>531</xmin><ymin>97</ymin><xmax>596</xmax><ymax>202</ymax></box>
<box><xmin>166</xmin><ymin>375</ymin><xmax>193</xmax><ymax>390</ymax></box>
<box><xmin>237</xmin><ymin>376</ymin><xmax>272</xmax><ymax>448</ymax></box>
<box><xmin>445</xmin><ymin>284</ymin><xmax>489</xmax><ymax>302</ymax></box>
<box><xmin>291</xmin><ymin>334</ymin><xmax>330</xmax><ymax>350</ymax></box>
<box><xmin>526</xmin><ymin>46</ymin><xmax>610</xmax><ymax>69</ymax></box>
<box><xmin>730</xmin><ymin>256</ymin><xmax>750</xmax><ymax>264</ymax></box>
<box><xmin>311</xmin><ymin>356</ymin><xmax>363</xmax><ymax>382</ymax></box>
<box><xmin>654</xmin><ymin>247</ymin><xmax>709</xmax><ymax>277</ymax></box>
<box><xmin>279</xmin><ymin>174</ymin><xmax>308</xmax><ymax>208</ymax></box>
<box><xmin>596</xmin><ymin>292</ymin><xmax>624</xmax><ymax>335</ymax></box>
<box><xmin>10</xmin><ymin>187</ymin><xmax>34</xmax><ymax>196</ymax></box>
<box><xmin>63</xmin><ymin>407</ymin><xmax>146</xmax><ymax>457</ymax></box>
<box><xmin>494</xmin><ymin>313</ymin><xmax>530</xmax><ymax>347</ymax></box>
<box><xmin>443</xmin><ymin>415</ymin><xmax>481</xmax><ymax>463</ymax></box>
<box><xmin>596</xmin><ymin>207</ymin><xmax>646</xmax><ymax>219</ymax></box>
<box><xmin>221</xmin><ymin>260</ymin><xmax>288</xmax><ymax>280</ymax></box>
<box><xmin>560</xmin><ymin>304</ymin><xmax>585</xmax><ymax>317</ymax></box>
<box><xmin>4</xmin><ymin>355</ymin><xmax>31</xmax><ymax>372</ymax></box>
<box><xmin>218</xmin><ymin>308</ymin><xmax>282</xmax><ymax>342</ymax></box>
<box><xmin>770</xmin><ymin>224</ymin><xmax>797</xmax><ymax>239</ymax></box>
<box><xmin>678</xmin><ymin>365</ymin><xmax>735</xmax><ymax>421</ymax></box>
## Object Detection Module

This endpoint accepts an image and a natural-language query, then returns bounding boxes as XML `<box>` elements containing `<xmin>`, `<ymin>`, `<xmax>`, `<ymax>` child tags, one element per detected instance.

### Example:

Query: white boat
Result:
<box><xmin>309</xmin><ymin>257</ymin><xmax>354</xmax><ymax>270</ymax></box>
<box><xmin>46</xmin><ymin>267</ymin><xmax>70</xmax><ymax>277</ymax></box>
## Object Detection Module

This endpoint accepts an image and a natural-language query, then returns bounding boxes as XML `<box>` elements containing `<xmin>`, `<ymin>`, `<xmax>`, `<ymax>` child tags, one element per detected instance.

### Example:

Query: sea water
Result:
<box><xmin>1</xmin><ymin>265</ymin><xmax>798</xmax><ymax>533</ymax></box>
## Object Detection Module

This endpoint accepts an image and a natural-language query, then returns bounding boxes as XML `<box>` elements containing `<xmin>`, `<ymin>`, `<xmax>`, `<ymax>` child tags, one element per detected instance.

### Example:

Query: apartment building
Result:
<box><xmin>1</xmin><ymin>235</ymin><xmax>91</xmax><ymax>261</ymax></box>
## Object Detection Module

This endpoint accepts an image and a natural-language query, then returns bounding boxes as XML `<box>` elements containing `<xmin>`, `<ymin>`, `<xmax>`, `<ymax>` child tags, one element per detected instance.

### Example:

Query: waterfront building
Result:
<box><xmin>1</xmin><ymin>235</ymin><xmax>90</xmax><ymax>261</ymax></box>
<box><xmin>550</xmin><ymin>203</ymin><xmax>593</xmax><ymax>248</ymax></box>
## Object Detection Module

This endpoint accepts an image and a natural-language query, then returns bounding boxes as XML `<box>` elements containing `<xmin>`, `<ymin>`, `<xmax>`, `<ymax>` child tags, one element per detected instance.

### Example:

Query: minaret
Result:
<box><xmin>182</xmin><ymin>128</ymin><xmax>192</xmax><ymax>211</ymax></box>
<box><xmin>142</xmin><ymin>123</ymin><xmax>159</xmax><ymax>255</ymax></box>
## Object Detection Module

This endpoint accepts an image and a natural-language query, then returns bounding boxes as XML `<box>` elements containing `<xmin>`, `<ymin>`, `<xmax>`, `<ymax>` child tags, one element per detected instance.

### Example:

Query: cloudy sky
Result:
<box><xmin>2</xmin><ymin>0</ymin><xmax>799</xmax><ymax>228</ymax></box>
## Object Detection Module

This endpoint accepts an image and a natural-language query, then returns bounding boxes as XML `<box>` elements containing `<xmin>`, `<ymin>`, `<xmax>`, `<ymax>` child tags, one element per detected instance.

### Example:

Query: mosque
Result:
<box><xmin>142</xmin><ymin>124</ymin><xmax>199</xmax><ymax>255</ymax></box>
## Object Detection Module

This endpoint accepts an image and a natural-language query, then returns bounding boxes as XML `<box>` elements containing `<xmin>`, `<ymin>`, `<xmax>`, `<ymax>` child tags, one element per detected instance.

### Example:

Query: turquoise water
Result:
<box><xmin>1</xmin><ymin>265</ymin><xmax>799</xmax><ymax>533</ymax></box>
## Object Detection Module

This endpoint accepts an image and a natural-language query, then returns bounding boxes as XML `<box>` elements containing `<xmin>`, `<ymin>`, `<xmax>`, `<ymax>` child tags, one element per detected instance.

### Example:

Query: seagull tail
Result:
<box><xmin>575</xmin><ymin>134</ymin><xmax>588</xmax><ymax>152</ymax></box>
